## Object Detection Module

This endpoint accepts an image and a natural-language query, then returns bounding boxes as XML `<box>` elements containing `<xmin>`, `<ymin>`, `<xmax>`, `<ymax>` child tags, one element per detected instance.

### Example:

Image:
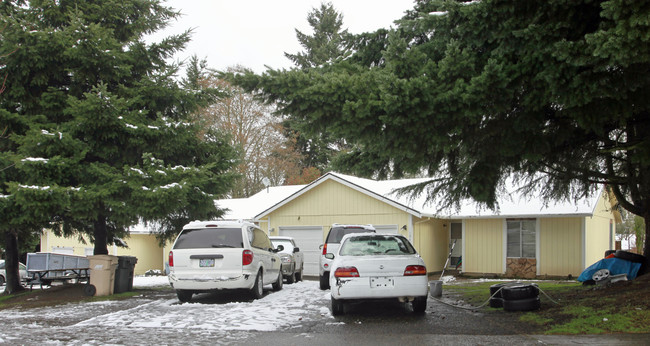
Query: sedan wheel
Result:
<box><xmin>331</xmin><ymin>296</ymin><xmax>345</xmax><ymax>316</ymax></box>
<box><xmin>412</xmin><ymin>296</ymin><xmax>427</xmax><ymax>313</ymax></box>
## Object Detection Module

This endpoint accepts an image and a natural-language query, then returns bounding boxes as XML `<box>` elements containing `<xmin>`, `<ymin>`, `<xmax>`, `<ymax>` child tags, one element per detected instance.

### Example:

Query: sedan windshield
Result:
<box><xmin>339</xmin><ymin>235</ymin><xmax>416</xmax><ymax>256</ymax></box>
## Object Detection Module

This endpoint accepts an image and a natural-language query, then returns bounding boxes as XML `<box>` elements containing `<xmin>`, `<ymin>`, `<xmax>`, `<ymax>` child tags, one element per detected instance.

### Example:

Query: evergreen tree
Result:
<box><xmin>282</xmin><ymin>2</ymin><xmax>352</xmax><ymax>172</ymax></box>
<box><xmin>284</xmin><ymin>1</ymin><xmax>351</xmax><ymax>69</ymax></box>
<box><xmin>230</xmin><ymin>0</ymin><xmax>650</xmax><ymax>260</ymax></box>
<box><xmin>0</xmin><ymin>0</ymin><xmax>236</xmax><ymax>291</ymax></box>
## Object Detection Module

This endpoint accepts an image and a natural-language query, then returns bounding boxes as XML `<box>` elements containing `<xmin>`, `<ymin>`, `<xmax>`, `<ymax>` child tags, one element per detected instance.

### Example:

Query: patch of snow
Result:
<box><xmin>73</xmin><ymin>281</ymin><xmax>329</xmax><ymax>332</ymax></box>
<box><xmin>21</xmin><ymin>157</ymin><xmax>49</xmax><ymax>163</ymax></box>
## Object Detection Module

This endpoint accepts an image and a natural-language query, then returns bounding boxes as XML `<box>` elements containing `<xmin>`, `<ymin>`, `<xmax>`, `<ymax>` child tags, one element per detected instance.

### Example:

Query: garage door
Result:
<box><xmin>374</xmin><ymin>224</ymin><xmax>399</xmax><ymax>234</ymax></box>
<box><xmin>279</xmin><ymin>226</ymin><xmax>323</xmax><ymax>276</ymax></box>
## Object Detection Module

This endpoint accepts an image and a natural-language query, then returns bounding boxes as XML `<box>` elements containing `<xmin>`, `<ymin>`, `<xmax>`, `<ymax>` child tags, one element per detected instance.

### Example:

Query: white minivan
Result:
<box><xmin>168</xmin><ymin>220</ymin><xmax>283</xmax><ymax>302</ymax></box>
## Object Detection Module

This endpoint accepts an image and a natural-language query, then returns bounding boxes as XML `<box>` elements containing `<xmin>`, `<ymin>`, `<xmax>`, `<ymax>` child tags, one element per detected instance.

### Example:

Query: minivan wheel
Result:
<box><xmin>287</xmin><ymin>271</ymin><xmax>296</xmax><ymax>284</ymax></box>
<box><xmin>176</xmin><ymin>290</ymin><xmax>193</xmax><ymax>303</ymax></box>
<box><xmin>319</xmin><ymin>272</ymin><xmax>330</xmax><ymax>290</ymax></box>
<box><xmin>272</xmin><ymin>270</ymin><xmax>283</xmax><ymax>291</ymax></box>
<box><xmin>251</xmin><ymin>271</ymin><xmax>264</xmax><ymax>299</ymax></box>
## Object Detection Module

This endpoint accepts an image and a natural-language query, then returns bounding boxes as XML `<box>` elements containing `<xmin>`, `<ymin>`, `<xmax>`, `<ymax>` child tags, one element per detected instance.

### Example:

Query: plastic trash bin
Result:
<box><xmin>88</xmin><ymin>255</ymin><xmax>119</xmax><ymax>296</ymax></box>
<box><xmin>114</xmin><ymin>256</ymin><xmax>138</xmax><ymax>293</ymax></box>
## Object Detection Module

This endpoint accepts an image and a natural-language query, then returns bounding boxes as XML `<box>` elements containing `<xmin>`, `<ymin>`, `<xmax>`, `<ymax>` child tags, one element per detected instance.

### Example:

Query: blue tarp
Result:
<box><xmin>578</xmin><ymin>257</ymin><xmax>642</xmax><ymax>282</ymax></box>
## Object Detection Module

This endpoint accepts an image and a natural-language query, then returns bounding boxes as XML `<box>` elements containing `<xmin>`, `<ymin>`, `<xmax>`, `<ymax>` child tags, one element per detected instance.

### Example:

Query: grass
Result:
<box><xmin>444</xmin><ymin>279</ymin><xmax>650</xmax><ymax>335</ymax></box>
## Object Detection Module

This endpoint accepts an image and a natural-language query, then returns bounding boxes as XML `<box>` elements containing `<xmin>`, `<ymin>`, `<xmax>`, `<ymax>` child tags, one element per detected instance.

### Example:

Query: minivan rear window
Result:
<box><xmin>173</xmin><ymin>228</ymin><xmax>244</xmax><ymax>249</ymax></box>
<box><xmin>325</xmin><ymin>226</ymin><xmax>375</xmax><ymax>244</ymax></box>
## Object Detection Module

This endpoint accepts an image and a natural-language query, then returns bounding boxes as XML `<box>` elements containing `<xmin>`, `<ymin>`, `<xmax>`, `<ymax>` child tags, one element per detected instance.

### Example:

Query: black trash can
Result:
<box><xmin>114</xmin><ymin>256</ymin><xmax>138</xmax><ymax>293</ymax></box>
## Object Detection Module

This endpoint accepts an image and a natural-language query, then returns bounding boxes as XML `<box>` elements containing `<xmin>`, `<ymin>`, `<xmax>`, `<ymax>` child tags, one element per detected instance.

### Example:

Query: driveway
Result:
<box><xmin>0</xmin><ymin>279</ymin><xmax>647</xmax><ymax>345</ymax></box>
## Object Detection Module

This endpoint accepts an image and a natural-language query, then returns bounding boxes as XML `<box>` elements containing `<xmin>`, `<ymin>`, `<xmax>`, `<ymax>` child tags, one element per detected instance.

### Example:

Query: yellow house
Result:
<box><xmin>42</xmin><ymin>172</ymin><xmax>616</xmax><ymax>278</ymax></box>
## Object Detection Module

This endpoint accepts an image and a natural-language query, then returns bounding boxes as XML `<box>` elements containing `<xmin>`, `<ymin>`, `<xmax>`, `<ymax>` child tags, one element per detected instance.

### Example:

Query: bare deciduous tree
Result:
<box><xmin>197</xmin><ymin>72</ymin><xmax>303</xmax><ymax>197</ymax></box>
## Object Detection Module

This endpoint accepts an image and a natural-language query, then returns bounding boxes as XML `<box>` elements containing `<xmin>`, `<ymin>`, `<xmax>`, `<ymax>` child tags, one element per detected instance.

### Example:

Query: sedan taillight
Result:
<box><xmin>404</xmin><ymin>265</ymin><xmax>427</xmax><ymax>276</ymax></box>
<box><xmin>168</xmin><ymin>251</ymin><xmax>174</xmax><ymax>267</ymax></box>
<box><xmin>242</xmin><ymin>250</ymin><xmax>254</xmax><ymax>266</ymax></box>
<box><xmin>334</xmin><ymin>266</ymin><xmax>360</xmax><ymax>277</ymax></box>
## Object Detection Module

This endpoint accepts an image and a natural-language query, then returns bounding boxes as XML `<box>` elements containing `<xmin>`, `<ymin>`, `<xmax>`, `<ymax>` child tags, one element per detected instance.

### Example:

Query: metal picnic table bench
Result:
<box><xmin>26</xmin><ymin>253</ymin><xmax>91</xmax><ymax>290</ymax></box>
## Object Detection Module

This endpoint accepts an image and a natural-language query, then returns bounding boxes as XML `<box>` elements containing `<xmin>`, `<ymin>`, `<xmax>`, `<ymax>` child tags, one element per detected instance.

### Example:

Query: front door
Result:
<box><xmin>449</xmin><ymin>222</ymin><xmax>462</xmax><ymax>269</ymax></box>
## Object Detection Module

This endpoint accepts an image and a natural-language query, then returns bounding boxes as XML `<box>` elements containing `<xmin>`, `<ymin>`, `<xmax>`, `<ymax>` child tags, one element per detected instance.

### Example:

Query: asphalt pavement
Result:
<box><xmin>0</xmin><ymin>280</ymin><xmax>648</xmax><ymax>345</ymax></box>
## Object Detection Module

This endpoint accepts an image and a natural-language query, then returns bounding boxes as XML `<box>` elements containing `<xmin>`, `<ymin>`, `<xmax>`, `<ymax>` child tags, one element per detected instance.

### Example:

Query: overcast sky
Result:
<box><xmin>149</xmin><ymin>0</ymin><xmax>416</xmax><ymax>73</ymax></box>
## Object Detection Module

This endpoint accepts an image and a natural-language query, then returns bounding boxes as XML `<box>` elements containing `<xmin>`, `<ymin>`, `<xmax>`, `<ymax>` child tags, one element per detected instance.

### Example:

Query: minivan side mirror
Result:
<box><xmin>325</xmin><ymin>253</ymin><xmax>334</xmax><ymax>260</ymax></box>
<box><xmin>319</xmin><ymin>244</ymin><xmax>323</xmax><ymax>249</ymax></box>
<box><xmin>293</xmin><ymin>247</ymin><xmax>300</xmax><ymax>253</ymax></box>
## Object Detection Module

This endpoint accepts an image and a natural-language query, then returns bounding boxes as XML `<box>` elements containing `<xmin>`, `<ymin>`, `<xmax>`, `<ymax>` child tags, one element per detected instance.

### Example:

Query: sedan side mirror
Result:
<box><xmin>293</xmin><ymin>247</ymin><xmax>300</xmax><ymax>253</ymax></box>
<box><xmin>274</xmin><ymin>244</ymin><xmax>284</xmax><ymax>252</ymax></box>
<box><xmin>325</xmin><ymin>253</ymin><xmax>334</xmax><ymax>260</ymax></box>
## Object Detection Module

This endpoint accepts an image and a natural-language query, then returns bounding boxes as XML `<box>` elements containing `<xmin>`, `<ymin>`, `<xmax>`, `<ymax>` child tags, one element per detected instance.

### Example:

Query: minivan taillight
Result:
<box><xmin>243</xmin><ymin>250</ymin><xmax>253</xmax><ymax>266</ymax></box>
<box><xmin>334</xmin><ymin>266</ymin><xmax>360</xmax><ymax>277</ymax></box>
<box><xmin>169</xmin><ymin>251</ymin><xmax>174</xmax><ymax>267</ymax></box>
<box><xmin>322</xmin><ymin>243</ymin><xmax>327</xmax><ymax>255</ymax></box>
<box><xmin>404</xmin><ymin>265</ymin><xmax>427</xmax><ymax>276</ymax></box>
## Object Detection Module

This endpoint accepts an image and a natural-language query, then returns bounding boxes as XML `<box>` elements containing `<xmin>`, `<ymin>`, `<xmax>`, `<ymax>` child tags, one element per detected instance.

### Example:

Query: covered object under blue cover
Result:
<box><xmin>578</xmin><ymin>257</ymin><xmax>642</xmax><ymax>282</ymax></box>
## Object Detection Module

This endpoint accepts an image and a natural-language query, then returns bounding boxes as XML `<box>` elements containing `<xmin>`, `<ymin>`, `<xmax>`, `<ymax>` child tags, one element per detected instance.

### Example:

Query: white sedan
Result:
<box><xmin>327</xmin><ymin>233</ymin><xmax>429</xmax><ymax>315</ymax></box>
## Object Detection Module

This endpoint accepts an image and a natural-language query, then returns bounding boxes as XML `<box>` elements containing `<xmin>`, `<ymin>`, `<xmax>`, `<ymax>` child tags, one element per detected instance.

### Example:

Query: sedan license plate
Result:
<box><xmin>199</xmin><ymin>258</ymin><xmax>215</xmax><ymax>267</ymax></box>
<box><xmin>370</xmin><ymin>277</ymin><xmax>394</xmax><ymax>288</ymax></box>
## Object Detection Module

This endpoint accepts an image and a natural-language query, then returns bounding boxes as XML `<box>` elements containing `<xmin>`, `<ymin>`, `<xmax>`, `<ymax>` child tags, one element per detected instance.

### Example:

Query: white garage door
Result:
<box><xmin>279</xmin><ymin>226</ymin><xmax>323</xmax><ymax>276</ymax></box>
<box><xmin>374</xmin><ymin>224</ymin><xmax>399</xmax><ymax>234</ymax></box>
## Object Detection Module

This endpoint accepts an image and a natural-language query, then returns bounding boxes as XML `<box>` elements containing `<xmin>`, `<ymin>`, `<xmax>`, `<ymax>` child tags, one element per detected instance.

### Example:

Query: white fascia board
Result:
<box><xmin>422</xmin><ymin>212</ymin><xmax>593</xmax><ymax>219</ymax></box>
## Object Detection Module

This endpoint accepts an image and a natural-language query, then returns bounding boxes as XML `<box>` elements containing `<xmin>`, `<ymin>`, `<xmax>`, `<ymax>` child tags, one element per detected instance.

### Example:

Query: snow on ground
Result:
<box><xmin>0</xmin><ymin>277</ymin><xmax>332</xmax><ymax>336</ymax></box>
<box><xmin>132</xmin><ymin>275</ymin><xmax>171</xmax><ymax>288</ymax></box>
<box><xmin>75</xmin><ymin>279</ymin><xmax>331</xmax><ymax>331</ymax></box>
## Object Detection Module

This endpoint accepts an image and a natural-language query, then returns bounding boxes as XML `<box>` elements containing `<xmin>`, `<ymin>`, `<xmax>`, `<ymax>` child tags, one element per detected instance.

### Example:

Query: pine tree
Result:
<box><xmin>282</xmin><ymin>2</ymin><xmax>352</xmax><ymax>173</ymax></box>
<box><xmin>0</xmin><ymin>0</ymin><xmax>236</xmax><ymax>291</ymax></box>
<box><xmin>284</xmin><ymin>2</ymin><xmax>350</xmax><ymax>69</ymax></box>
<box><xmin>230</xmin><ymin>0</ymin><xmax>650</xmax><ymax>260</ymax></box>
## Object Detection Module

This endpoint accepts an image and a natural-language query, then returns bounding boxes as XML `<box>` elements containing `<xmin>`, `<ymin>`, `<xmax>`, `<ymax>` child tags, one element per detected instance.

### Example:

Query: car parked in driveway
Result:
<box><xmin>0</xmin><ymin>260</ymin><xmax>28</xmax><ymax>285</ymax></box>
<box><xmin>270</xmin><ymin>236</ymin><xmax>304</xmax><ymax>283</ymax></box>
<box><xmin>327</xmin><ymin>233</ymin><xmax>429</xmax><ymax>315</ymax></box>
<box><xmin>168</xmin><ymin>220</ymin><xmax>284</xmax><ymax>302</ymax></box>
<box><xmin>319</xmin><ymin>224</ymin><xmax>376</xmax><ymax>289</ymax></box>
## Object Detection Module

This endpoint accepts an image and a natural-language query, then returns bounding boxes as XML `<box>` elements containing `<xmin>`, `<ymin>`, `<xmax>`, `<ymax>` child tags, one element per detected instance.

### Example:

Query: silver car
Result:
<box><xmin>270</xmin><ymin>236</ymin><xmax>305</xmax><ymax>283</ymax></box>
<box><xmin>0</xmin><ymin>260</ymin><xmax>28</xmax><ymax>285</ymax></box>
<box><xmin>168</xmin><ymin>220</ymin><xmax>284</xmax><ymax>302</ymax></box>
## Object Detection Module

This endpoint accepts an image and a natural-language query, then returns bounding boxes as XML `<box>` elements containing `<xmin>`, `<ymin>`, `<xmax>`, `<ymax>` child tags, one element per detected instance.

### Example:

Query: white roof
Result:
<box><xmin>216</xmin><ymin>185</ymin><xmax>305</xmax><ymax>220</ymax></box>
<box><xmin>214</xmin><ymin>172</ymin><xmax>602</xmax><ymax>221</ymax></box>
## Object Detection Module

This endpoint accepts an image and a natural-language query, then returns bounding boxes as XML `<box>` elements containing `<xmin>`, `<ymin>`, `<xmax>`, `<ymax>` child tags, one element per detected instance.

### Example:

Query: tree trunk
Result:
<box><xmin>3</xmin><ymin>229</ymin><xmax>25</xmax><ymax>295</ymax></box>
<box><xmin>93</xmin><ymin>213</ymin><xmax>109</xmax><ymax>255</ymax></box>
<box><xmin>637</xmin><ymin>211</ymin><xmax>650</xmax><ymax>268</ymax></box>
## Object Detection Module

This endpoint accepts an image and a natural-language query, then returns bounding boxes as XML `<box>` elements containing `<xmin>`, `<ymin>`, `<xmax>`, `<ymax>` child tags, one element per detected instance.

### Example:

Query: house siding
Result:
<box><xmin>265</xmin><ymin>179</ymin><xmax>412</xmax><ymax>241</ymax></box>
<box><xmin>539</xmin><ymin>217</ymin><xmax>583</xmax><ymax>277</ymax></box>
<box><xmin>585</xmin><ymin>191</ymin><xmax>615</xmax><ymax>268</ymax></box>
<box><xmin>464</xmin><ymin>219</ymin><xmax>503</xmax><ymax>274</ymax></box>
<box><xmin>413</xmin><ymin>218</ymin><xmax>447</xmax><ymax>272</ymax></box>
<box><xmin>41</xmin><ymin>231</ymin><xmax>165</xmax><ymax>276</ymax></box>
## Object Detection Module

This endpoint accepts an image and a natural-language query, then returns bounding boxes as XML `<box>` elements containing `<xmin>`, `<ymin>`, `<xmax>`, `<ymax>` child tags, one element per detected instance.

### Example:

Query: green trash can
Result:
<box><xmin>114</xmin><ymin>256</ymin><xmax>138</xmax><ymax>293</ymax></box>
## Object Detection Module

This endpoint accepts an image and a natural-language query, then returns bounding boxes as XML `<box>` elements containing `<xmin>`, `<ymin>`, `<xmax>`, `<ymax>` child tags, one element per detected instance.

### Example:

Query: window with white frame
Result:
<box><xmin>506</xmin><ymin>219</ymin><xmax>536</xmax><ymax>258</ymax></box>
